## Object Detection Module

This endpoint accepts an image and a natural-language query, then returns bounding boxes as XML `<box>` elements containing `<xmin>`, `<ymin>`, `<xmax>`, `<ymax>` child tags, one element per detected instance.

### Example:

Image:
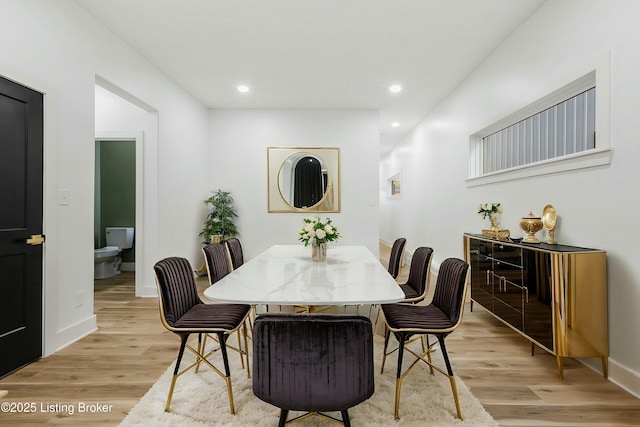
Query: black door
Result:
<box><xmin>0</xmin><ymin>75</ymin><xmax>44</xmax><ymax>377</ymax></box>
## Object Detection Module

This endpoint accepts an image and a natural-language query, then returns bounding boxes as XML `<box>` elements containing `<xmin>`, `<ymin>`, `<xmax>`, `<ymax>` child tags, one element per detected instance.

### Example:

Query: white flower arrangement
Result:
<box><xmin>477</xmin><ymin>202</ymin><xmax>503</xmax><ymax>219</ymax></box>
<box><xmin>298</xmin><ymin>217</ymin><xmax>341</xmax><ymax>246</ymax></box>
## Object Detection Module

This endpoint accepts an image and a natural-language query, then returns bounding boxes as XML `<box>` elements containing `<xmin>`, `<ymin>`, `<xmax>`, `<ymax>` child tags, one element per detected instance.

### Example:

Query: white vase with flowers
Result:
<box><xmin>298</xmin><ymin>217</ymin><xmax>341</xmax><ymax>262</ymax></box>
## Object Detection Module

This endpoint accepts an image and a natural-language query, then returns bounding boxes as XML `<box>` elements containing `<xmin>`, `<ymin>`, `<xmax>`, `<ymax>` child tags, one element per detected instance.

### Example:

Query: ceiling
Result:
<box><xmin>76</xmin><ymin>0</ymin><xmax>544</xmax><ymax>155</ymax></box>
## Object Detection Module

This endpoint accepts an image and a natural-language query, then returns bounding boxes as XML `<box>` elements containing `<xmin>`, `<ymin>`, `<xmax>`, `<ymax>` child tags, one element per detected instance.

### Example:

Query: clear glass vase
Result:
<box><xmin>312</xmin><ymin>242</ymin><xmax>327</xmax><ymax>262</ymax></box>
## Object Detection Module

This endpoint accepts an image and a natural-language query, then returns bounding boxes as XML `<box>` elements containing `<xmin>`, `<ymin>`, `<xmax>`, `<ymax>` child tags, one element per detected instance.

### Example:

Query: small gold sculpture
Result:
<box><xmin>520</xmin><ymin>211</ymin><xmax>543</xmax><ymax>243</ymax></box>
<box><xmin>482</xmin><ymin>216</ymin><xmax>510</xmax><ymax>240</ymax></box>
<box><xmin>542</xmin><ymin>204</ymin><xmax>558</xmax><ymax>244</ymax></box>
<box><xmin>482</xmin><ymin>229</ymin><xmax>511</xmax><ymax>240</ymax></box>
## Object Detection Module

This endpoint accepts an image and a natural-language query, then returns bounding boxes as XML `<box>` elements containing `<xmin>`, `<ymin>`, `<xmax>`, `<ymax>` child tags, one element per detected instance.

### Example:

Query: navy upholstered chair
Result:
<box><xmin>252</xmin><ymin>314</ymin><xmax>375</xmax><ymax>427</ymax></box>
<box><xmin>381</xmin><ymin>257</ymin><xmax>469</xmax><ymax>420</ymax></box>
<box><xmin>387</xmin><ymin>238</ymin><xmax>406</xmax><ymax>279</ymax></box>
<box><xmin>225</xmin><ymin>237</ymin><xmax>244</xmax><ymax>271</ymax></box>
<box><xmin>153</xmin><ymin>257</ymin><xmax>251</xmax><ymax>414</ymax></box>
<box><xmin>203</xmin><ymin>243</ymin><xmax>232</xmax><ymax>285</ymax></box>
<box><xmin>398</xmin><ymin>246</ymin><xmax>433</xmax><ymax>303</ymax></box>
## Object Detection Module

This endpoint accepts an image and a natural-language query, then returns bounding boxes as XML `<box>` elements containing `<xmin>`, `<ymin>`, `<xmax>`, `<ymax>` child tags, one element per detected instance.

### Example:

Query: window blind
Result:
<box><xmin>482</xmin><ymin>87</ymin><xmax>596</xmax><ymax>174</ymax></box>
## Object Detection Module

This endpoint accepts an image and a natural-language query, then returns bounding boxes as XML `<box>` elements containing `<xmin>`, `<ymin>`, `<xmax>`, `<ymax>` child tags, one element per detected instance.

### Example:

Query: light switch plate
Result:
<box><xmin>59</xmin><ymin>189</ymin><xmax>70</xmax><ymax>206</ymax></box>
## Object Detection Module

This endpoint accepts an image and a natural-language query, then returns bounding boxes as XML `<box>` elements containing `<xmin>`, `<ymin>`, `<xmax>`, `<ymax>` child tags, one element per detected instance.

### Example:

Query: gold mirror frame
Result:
<box><xmin>267</xmin><ymin>147</ymin><xmax>340</xmax><ymax>213</ymax></box>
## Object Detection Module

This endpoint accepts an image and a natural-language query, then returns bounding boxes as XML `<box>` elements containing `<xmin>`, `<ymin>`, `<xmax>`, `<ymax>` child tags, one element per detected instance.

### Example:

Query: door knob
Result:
<box><xmin>26</xmin><ymin>234</ymin><xmax>45</xmax><ymax>245</ymax></box>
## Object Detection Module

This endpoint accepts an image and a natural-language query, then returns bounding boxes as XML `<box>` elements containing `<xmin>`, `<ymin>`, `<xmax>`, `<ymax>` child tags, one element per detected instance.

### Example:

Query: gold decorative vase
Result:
<box><xmin>520</xmin><ymin>211</ymin><xmax>543</xmax><ymax>243</ymax></box>
<box><xmin>490</xmin><ymin>215</ymin><xmax>500</xmax><ymax>231</ymax></box>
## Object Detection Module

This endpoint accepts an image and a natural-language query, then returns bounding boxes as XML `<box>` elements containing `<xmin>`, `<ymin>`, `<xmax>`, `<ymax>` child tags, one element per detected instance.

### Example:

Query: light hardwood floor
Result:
<box><xmin>1</xmin><ymin>247</ymin><xmax>639</xmax><ymax>426</ymax></box>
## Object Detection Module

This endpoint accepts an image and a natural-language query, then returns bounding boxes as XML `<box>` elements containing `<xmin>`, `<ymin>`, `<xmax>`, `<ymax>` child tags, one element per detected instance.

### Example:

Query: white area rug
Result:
<box><xmin>121</xmin><ymin>333</ymin><xmax>497</xmax><ymax>427</ymax></box>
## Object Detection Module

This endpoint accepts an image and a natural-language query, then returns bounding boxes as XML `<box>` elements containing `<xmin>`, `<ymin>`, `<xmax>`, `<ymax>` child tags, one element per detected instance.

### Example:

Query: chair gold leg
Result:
<box><xmin>425</xmin><ymin>339</ymin><xmax>434</xmax><ymax>376</ymax></box>
<box><xmin>249</xmin><ymin>305</ymin><xmax>256</xmax><ymax>336</ymax></box>
<box><xmin>394</xmin><ymin>377</ymin><xmax>403</xmax><ymax>420</ymax></box>
<box><xmin>195</xmin><ymin>335</ymin><xmax>205</xmax><ymax>373</ymax></box>
<box><xmin>602</xmin><ymin>356</ymin><xmax>608</xmax><ymax>378</ymax></box>
<box><xmin>243</xmin><ymin>321</ymin><xmax>251</xmax><ymax>378</ymax></box>
<box><xmin>225</xmin><ymin>376</ymin><xmax>236</xmax><ymax>415</ymax></box>
<box><xmin>165</xmin><ymin>375</ymin><xmax>178</xmax><ymax>412</ymax></box>
<box><xmin>448</xmin><ymin>375</ymin><xmax>463</xmax><ymax>420</ymax></box>
<box><xmin>237</xmin><ymin>330</ymin><xmax>245</xmax><ymax>369</ymax></box>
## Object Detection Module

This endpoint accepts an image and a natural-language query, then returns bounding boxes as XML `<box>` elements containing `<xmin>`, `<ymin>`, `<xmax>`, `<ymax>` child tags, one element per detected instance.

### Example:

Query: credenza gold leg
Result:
<box><xmin>602</xmin><ymin>356</ymin><xmax>609</xmax><ymax>378</ymax></box>
<box><xmin>556</xmin><ymin>356</ymin><xmax>564</xmax><ymax>379</ymax></box>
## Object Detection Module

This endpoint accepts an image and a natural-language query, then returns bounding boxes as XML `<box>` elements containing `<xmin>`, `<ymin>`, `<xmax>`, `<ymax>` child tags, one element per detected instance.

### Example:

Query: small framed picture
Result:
<box><xmin>388</xmin><ymin>172</ymin><xmax>401</xmax><ymax>199</ymax></box>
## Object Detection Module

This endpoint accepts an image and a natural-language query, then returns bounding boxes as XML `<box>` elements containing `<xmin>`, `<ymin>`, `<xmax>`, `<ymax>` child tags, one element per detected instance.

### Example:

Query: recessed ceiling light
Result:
<box><xmin>389</xmin><ymin>85</ymin><xmax>402</xmax><ymax>93</ymax></box>
<box><xmin>237</xmin><ymin>84</ymin><xmax>250</xmax><ymax>93</ymax></box>
<box><xmin>391</xmin><ymin>122</ymin><xmax>400</xmax><ymax>128</ymax></box>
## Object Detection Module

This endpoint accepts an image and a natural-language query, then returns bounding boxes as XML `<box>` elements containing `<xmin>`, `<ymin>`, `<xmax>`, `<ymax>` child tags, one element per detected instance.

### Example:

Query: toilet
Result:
<box><xmin>94</xmin><ymin>227</ymin><xmax>134</xmax><ymax>279</ymax></box>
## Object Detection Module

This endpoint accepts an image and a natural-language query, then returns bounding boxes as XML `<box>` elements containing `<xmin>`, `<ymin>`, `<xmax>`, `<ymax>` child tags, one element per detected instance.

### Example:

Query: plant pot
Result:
<box><xmin>210</xmin><ymin>234</ymin><xmax>223</xmax><ymax>244</ymax></box>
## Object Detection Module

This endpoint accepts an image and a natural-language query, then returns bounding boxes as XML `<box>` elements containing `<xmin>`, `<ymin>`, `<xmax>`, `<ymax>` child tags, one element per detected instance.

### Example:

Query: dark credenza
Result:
<box><xmin>464</xmin><ymin>233</ymin><xmax>608</xmax><ymax>378</ymax></box>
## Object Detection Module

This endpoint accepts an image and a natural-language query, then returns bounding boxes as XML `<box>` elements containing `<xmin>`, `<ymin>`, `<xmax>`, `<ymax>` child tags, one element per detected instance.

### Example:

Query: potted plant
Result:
<box><xmin>199</xmin><ymin>190</ymin><xmax>239</xmax><ymax>244</ymax></box>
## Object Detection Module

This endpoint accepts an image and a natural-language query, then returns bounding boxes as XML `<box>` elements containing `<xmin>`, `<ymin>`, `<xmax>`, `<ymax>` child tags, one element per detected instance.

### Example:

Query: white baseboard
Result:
<box><xmin>120</xmin><ymin>262</ymin><xmax>135</xmax><ymax>271</ymax></box>
<box><xmin>47</xmin><ymin>315</ymin><xmax>97</xmax><ymax>356</ymax></box>
<box><xmin>379</xmin><ymin>238</ymin><xmax>394</xmax><ymax>248</ymax></box>
<box><xmin>137</xmin><ymin>285</ymin><xmax>158</xmax><ymax>298</ymax></box>
<box><xmin>600</xmin><ymin>357</ymin><xmax>640</xmax><ymax>398</ymax></box>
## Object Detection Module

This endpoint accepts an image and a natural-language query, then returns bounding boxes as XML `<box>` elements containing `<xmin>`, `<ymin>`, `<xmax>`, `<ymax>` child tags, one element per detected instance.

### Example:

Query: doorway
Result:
<box><xmin>94</xmin><ymin>139</ymin><xmax>136</xmax><ymax>269</ymax></box>
<box><xmin>94</xmin><ymin>134</ymin><xmax>143</xmax><ymax>295</ymax></box>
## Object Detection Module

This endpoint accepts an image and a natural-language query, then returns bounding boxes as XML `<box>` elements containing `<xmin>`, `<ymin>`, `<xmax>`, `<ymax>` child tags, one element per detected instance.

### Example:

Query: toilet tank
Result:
<box><xmin>105</xmin><ymin>227</ymin><xmax>134</xmax><ymax>249</ymax></box>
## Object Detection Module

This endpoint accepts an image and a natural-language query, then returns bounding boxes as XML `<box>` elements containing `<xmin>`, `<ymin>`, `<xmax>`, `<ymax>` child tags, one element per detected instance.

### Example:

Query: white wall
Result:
<box><xmin>380</xmin><ymin>0</ymin><xmax>640</xmax><ymax>395</ymax></box>
<box><xmin>209</xmin><ymin>109</ymin><xmax>380</xmax><ymax>258</ymax></box>
<box><xmin>0</xmin><ymin>0</ymin><xmax>210</xmax><ymax>354</ymax></box>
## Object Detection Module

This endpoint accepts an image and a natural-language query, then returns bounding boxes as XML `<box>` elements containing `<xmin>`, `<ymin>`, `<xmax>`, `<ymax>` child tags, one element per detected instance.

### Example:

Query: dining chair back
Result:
<box><xmin>398</xmin><ymin>246</ymin><xmax>433</xmax><ymax>303</ymax></box>
<box><xmin>388</xmin><ymin>238</ymin><xmax>406</xmax><ymax>279</ymax></box>
<box><xmin>203</xmin><ymin>243</ymin><xmax>232</xmax><ymax>285</ymax></box>
<box><xmin>252</xmin><ymin>313</ymin><xmax>375</xmax><ymax>427</ymax></box>
<box><xmin>225</xmin><ymin>237</ymin><xmax>244</xmax><ymax>270</ymax></box>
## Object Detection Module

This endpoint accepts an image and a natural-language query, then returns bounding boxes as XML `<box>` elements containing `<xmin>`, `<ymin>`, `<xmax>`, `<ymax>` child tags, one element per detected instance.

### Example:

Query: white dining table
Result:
<box><xmin>203</xmin><ymin>244</ymin><xmax>404</xmax><ymax>306</ymax></box>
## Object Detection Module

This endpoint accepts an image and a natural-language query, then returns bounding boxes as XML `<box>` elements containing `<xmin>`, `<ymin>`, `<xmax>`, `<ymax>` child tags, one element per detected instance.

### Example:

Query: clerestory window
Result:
<box><xmin>481</xmin><ymin>87</ymin><xmax>595</xmax><ymax>174</ymax></box>
<box><xmin>467</xmin><ymin>69</ymin><xmax>612</xmax><ymax>186</ymax></box>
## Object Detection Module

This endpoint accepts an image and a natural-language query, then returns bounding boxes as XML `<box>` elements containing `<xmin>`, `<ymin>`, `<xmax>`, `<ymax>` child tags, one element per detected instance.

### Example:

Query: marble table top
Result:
<box><xmin>203</xmin><ymin>245</ymin><xmax>404</xmax><ymax>305</ymax></box>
